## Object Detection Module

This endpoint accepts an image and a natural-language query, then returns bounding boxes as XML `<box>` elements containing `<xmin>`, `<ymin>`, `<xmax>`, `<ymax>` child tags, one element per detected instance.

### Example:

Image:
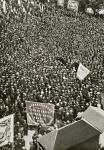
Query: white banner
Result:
<box><xmin>26</xmin><ymin>101</ymin><xmax>54</xmax><ymax>126</ymax></box>
<box><xmin>67</xmin><ymin>0</ymin><xmax>79</xmax><ymax>11</ymax></box>
<box><xmin>77</xmin><ymin>63</ymin><xmax>90</xmax><ymax>81</ymax></box>
<box><xmin>0</xmin><ymin>114</ymin><xmax>14</xmax><ymax>147</ymax></box>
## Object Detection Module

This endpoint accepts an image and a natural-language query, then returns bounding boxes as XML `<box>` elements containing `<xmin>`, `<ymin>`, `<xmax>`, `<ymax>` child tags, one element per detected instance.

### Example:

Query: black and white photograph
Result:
<box><xmin>0</xmin><ymin>0</ymin><xmax>104</xmax><ymax>149</ymax></box>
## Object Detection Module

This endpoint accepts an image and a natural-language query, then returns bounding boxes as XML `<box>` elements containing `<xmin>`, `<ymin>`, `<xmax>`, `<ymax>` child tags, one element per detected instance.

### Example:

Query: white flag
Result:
<box><xmin>0</xmin><ymin>114</ymin><xmax>14</xmax><ymax>147</ymax></box>
<box><xmin>77</xmin><ymin>63</ymin><xmax>90</xmax><ymax>81</ymax></box>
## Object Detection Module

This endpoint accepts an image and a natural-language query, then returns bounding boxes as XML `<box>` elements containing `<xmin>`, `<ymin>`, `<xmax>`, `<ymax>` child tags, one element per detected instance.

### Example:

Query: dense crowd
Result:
<box><xmin>0</xmin><ymin>0</ymin><xmax>104</xmax><ymax>150</ymax></box>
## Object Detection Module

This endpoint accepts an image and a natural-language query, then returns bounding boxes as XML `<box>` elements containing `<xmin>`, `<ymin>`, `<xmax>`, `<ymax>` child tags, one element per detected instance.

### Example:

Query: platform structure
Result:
<box><xmin>38</xmin><ymin>106</ymin><xmax>104</xmax><ymax>150</ymax></box>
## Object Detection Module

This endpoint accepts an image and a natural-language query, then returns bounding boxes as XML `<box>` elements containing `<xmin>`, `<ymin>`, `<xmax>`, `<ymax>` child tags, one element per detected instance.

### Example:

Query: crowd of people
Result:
<box><xmin>0</xmin><ymin>0</ymin><xmax>104</xmax><ymax>150</ymax></box>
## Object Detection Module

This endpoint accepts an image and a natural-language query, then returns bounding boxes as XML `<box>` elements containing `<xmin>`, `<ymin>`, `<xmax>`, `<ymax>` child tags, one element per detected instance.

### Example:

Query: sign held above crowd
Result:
<box><xmin>67</xmin><ymin>0</ymin><xmax>79</xmax><ymax>11</ymax></box>
<box><xmin>0</xmin><ymin>114</ymin><xmax>14</xmax><ymax>147</ymax></box>
<box><xmin>26</xmin><ymin>101</ymin><xmax>55</xmax><ymax>126</ymax></box>
<box><xmin>77</xmin><ymin>63</ymin><xmax>90</xmax><ymax>81</ymax></box>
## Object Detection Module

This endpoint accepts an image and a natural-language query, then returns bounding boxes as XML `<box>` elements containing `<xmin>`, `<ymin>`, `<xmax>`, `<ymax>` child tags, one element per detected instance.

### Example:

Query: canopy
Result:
<box><xmin>38</xmin><ymin>119</ymin><xmax>100</xmax><ymax>150</ymax></box>
<box><xmin>38</xmin><ymin>106</ymin><xmax>104</xmax><ymax>150</ymax></box>
<box><xmin>82</xmin><ymin>106</ymin><xmax>104</xmax><ymax>133</ymax></box>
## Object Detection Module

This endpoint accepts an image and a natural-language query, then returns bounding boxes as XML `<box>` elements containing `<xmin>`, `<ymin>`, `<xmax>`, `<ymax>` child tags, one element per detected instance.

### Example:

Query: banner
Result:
<box><xmin>67</xmin><ymin>0</ymin><xmax>79</xmax><ymax>11</ymax></box>
<box><xmin>77</xmin><ymin>63</ymin><xmax>90</xmax><ymax>81</ymax></box>
<box><xmin>0</xmin><ymin>114</ymin><xmax>14</xmax><ymax>147</ymax></box>
<box><xmin>26</xmin><ymin>101</ymin><xmax>54</xmax><ymax>126</ymax></box>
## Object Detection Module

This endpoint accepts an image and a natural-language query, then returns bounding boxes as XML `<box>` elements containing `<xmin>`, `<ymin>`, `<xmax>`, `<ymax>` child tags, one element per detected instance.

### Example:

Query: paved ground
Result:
<box><xmin>24</xmin><ymin>130</ymin><xmax>35</xmax><ymax>150</ymax></box>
